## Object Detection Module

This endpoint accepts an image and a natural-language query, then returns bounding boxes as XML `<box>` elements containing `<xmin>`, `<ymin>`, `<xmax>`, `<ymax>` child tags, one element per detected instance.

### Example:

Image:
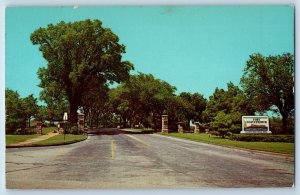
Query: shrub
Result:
<box><xmin>229</xmin><ymin>124</ymin><xmax>241</xmax><ymax>134</ymax></box>
<box><xmin>15</xmin><ymin>128</ymin><xmax>37</xmax><ymax>135</ymax></box>
<box><xmin>218</xmin><ymin>128</ymin><xmax>230</xmax><ymax>138</ymax></box>
<box><xmin>68</xmin><ymin>123</ymin><xmax>85</xmax><ymax>135</ymax></box>
<box><xmin>210</xmin><ymin>130</ymin><xmax>220</xmax><ymax>137</ymax></box>
<box><xmin>230</xmin><ymin>134</ymin><xmax>294</xmax><ymax>143</ymax></box>
<box><xmin>69</xmin><ymin>125</ymin><xmax>78</xmax><ymax>134</ymax></box>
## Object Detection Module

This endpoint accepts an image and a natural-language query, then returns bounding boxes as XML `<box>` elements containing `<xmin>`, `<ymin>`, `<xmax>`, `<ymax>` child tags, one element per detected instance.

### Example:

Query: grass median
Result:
<box><xmin>158</xmin><ymin>133</ymin><xmax>294</xmax><ymax>155</ymax></box>
<box><xmin>6</xmin><ymin>134</ymin><xmax>40</xmax><ymax>145</ymax></box>
<box><xmin>33</xmin><ymin>134</ymin><xmax>88</xmax><ymax>146</ymax></box>
<box><xmin>6</xmin><ymin>126</ymin><xmax>57</xmax><ymax>145</ymax></box>
<box><xmin>41</xmin><ymin>126</ymin><xmax>57</xmax><ymax>135</ymax></box>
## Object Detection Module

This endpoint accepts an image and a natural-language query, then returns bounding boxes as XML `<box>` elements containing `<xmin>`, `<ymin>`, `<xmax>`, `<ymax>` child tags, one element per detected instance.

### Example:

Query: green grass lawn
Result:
<box><xmin>6</xmin><ymin>134</ymin><xmax>40</xmax><ymax>145</ymax></box>
<box><xmin>33</xmin><ymin>134</ymin><xmax>87</xmax><ymax>146</ymax></box>
<box><xmin>41</xmin><ymin>126</ymin><xmax>57</xmax><ymax>135</ymax></box>
<box><xmin>159</xmin><ymin>133</ymin><xmax>294</xmax><ymax>155</ymax></box>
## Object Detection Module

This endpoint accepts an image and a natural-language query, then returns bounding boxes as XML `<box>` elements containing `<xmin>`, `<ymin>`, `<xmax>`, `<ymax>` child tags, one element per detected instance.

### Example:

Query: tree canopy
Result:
<box><xmin>241</xmin><ymin>53</ymin><xmax>294</xmax><ymax>133</ymax></box>
<box><xmin>203</xmin><ymin>82</ymin><xmax>255</xmax><ymax>131</ymax></box>
<box><xmin>31</xmin><ymin>19</ymin><xmax>133</xmax><ymax>123</ymax></box>
<box><xmin>177</xmin><ymin>92</ymin><xmax>207</xmax><ymax>128</ymax></box>
<box><xmin>5</xmin><ymin>89</ymin><xmax>39</xmax><ymax>134</ymax></box>
<box><xmin>110</xmin><ymin>73</ymin><xmax>176</xmax><ymax>130</ymax></box>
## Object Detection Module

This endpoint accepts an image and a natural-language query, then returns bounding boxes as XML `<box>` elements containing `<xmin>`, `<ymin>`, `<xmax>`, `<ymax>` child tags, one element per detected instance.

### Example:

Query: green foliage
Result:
<box><xmin>204</xmin><ymin>82</ymin><xmax>254</xmax><ymax>131</ymax></box>
<box><xmin>38</xmin><ymin>81</ymin><xmax>69</xmax><ymax>124</ymax></box>
<box><xmin>269</xmin><ymin>117</ymin><xmax>294</xmax><ymax>134</ymax></box>
<box><xmin>110</xmin><ymin>73</ymin><xmax>176</xmax><ymax>130</ymax></box>
<box><xmin>177</xmin><ymin>92</ymin><xmax>207</xmax><ymax>127</ymax></box>
<box><xmin>69</xmin><ymin>125</ymin><xmax>79</xmax><ymax>134</ymax></box>
<box><xmin>31</xmin><ymin>19</ymin><xmax>133</xmax><ymax>123</ymax></box>
<box><xmin>22</xmin><ymin>94</ymin><xmax>39</xmax><ymax>127</ymax></box>
<box><xmin>229</xmin><ymin>124</ymin><xmax>242</xmax><ymax>134</ymax></box>
<box><xmin>209</xmin><ymin>130</ymin><xmax>220</xmax><ymax>137</ymax></box>
<box><xmin>210</xmin><ymin>111</ymin><xmax>232</xmax><ymax>128</ymax></box>
<box><xmin>5</xmin><ymin>89</ymin><xmax>26</xmax><ymax>133</ymax></box>
<box><xmin>209</xmin><ymin>127</ymin><xmax>230</xmax><ymax>138</ymax></box>
<box><xmin>160</xmin><ymin>133</ymin><xmax>294</xmax><ymax>155</ymax></box>
<box><xmin>5</xmin><ymin>89</ymin><xmax>39</xmax><ymax>134</ymax></box>
<box><xmin>241</xmin><ymin>53</ymin><xmax>294</xmax><ymax>132</ymax></box>
<box><xmin>230</xmin><ymin>134</ymin><xmax>294</xmax><ymax>143</ymax></box>
<box><xmin>81</xmin><ymin>81</ymin><xmax>111</xmax><ymax>128</ymax></box>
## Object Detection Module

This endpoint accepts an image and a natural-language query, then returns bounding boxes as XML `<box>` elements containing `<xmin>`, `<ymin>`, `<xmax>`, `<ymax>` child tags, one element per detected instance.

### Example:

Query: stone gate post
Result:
<box><xmin>36</xmin><ymin>120</ymin><xmax>42</xmax><ymax>135</ymax></box>
<box><xmin>78</xmin><ymin>113</ymin><xmax>85</xmax><ymax>133</ymax></box>
<box><xmin>194</xmin><ymin>122</ymin><xmax>200</xmax><ymax>134</ymax></box>
<box><xmin>178</xmin><ymin>122</ymin><xmax>184</xmax><ymax>133</ymax></box>
<box><xmin>161</xmin><ymin>115</ymin><xmax>168</xmax><ymax>133</ymax></box>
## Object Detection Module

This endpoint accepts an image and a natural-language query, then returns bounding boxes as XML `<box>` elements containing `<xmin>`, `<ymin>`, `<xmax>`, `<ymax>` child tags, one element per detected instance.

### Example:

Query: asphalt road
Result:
<box><xmin>6</xmin><ymin>128</ymin><xmax>294</xmax><ymax>189</ymax></box>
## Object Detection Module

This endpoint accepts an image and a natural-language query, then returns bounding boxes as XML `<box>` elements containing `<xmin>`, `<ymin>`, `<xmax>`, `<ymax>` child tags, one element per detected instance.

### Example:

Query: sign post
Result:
<box><xmin>241</xmin><ymin>116</ymin><xmax>271</xmax><ymax>134</ymax></box>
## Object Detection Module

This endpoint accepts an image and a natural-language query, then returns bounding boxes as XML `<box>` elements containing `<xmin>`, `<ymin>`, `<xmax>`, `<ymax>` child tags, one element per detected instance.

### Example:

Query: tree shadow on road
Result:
<box><xmin>87</xmin><ymin>128</ymin><xmax>153</xmax><ymax>136</ymax></box>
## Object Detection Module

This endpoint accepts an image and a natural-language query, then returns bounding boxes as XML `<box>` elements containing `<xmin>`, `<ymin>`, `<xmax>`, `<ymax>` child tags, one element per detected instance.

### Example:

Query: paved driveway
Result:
<box><xmin>6</xmin><ymin>128</ymin><xmax>294</xmax><ymax>188</ymax></box>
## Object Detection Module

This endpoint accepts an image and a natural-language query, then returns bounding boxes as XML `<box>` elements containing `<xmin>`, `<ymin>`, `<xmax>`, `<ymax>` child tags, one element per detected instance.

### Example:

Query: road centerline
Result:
<box><xmin>111</xmin><ymin>140</ymin><xmax>115</xmax><ymax>160</ymax></box>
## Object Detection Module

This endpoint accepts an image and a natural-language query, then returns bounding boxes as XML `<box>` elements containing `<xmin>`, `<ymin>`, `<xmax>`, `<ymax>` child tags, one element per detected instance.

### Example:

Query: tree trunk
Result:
<box><xmin>50</xmin><ymin>120</ymin><xmax>54</xmax><ymax>127</ymax></box>
<box><xmin>152</xmin><ymin>114</ymin><xmax>157</xmax><ymax>131</ymax></box>
<box><xmin>69</xmin><ymin>103</ymin><xmax>78</xmax><ymax>123</ymax></box>
<box><xmin>122</xmin><ymin>117</ymin><xmax>127</xmax><ymax>128</ymax></box>
<box><xmin>282</xmin><ymin>114</ymin><xmax>288</xmax><ymax>134</ymax></box>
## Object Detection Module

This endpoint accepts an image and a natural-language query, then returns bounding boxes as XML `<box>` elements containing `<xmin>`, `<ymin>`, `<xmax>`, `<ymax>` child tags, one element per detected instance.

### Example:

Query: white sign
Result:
<box><xmin>241</xmin><ymin>116</ymin><xmax>271</xmax><ymax>134</ymax></box>
<box><xmin>63</xmin><ymin>112</ymin><xmax>68</xmax><ymax>121</ymax></box>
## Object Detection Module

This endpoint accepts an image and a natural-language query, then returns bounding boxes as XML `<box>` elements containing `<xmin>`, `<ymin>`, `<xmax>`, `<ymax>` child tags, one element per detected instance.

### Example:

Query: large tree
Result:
<box><xmin>177</xmin><ymin>92</ymin><xmax>207</xmax><ymax>128</ymax></box>
<box><xmin>31</xmin><ymin>19</ymin><xmax>133</xmax><ymax>123</ymax></box>
<box><xmin>22</xmin><ymin>94</ymin><xmax>39</xmax><ymax>127</ymax></box>
<box><xmin>81</xmin><ymin>78</ymin><xmax>110</xmax><ymax>128</ymax></box>
<box><xmin>5</xmin><ymin>89</ymin><xmax>39</xmax><ymax>134</ymax></box>
<box><xmin>203</xmin><ymin>82</ymin><xmax>255</xmax><ymax>130</ymax></box>
<box><xmin>241</xmin><ymin>53</ymin><xmax>294</xmax><ymax>133</ymax></box>
<box><xmin>110</xmin><ymin>73</ymin><xmax>176</xmax><ymax>130</ymax></box>
<box><xmin>39</xmin><ymin>88</ymin><xmax>69</xmax><ymax>125</ymax></box>
<box><xmin>5</xmin><ymin>89</ymin><xmax>26</xmax><ymax>133</ymax></box>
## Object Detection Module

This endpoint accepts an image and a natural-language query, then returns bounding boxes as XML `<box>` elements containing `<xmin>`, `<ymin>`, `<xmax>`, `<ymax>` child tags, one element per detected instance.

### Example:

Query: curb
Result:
<box><xmin>6</xmin><ymin>136</ymin><xmax>88</xmax><ymax>148</ymax></box>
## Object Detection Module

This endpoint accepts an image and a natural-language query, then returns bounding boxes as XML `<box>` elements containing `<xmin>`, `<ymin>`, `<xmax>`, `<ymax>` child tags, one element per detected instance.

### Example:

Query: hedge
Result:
<box><xmin>229</xmin><ymin>134</ymin><xmax>294</xmax><ymax>143</ymax></box>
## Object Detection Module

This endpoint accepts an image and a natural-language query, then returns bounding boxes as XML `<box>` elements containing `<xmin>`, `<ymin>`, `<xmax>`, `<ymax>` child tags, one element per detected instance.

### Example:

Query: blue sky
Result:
<box><xmin>5</xmin><ymin>6</ymin><xmax>294</xmax><ymax>100</ymax></box>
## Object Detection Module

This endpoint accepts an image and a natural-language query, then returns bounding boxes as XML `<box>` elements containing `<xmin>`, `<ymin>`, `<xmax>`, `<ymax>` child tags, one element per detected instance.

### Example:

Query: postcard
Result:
<box><xmin>5</xmin><ymin>6</ymin><xmax>294</xmax><ymax>189</ymax></box>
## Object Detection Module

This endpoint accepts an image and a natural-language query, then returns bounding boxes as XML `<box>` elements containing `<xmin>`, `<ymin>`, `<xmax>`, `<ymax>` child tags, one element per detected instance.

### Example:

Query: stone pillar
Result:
<box><xmin>78</xmin><ymin>113</ymin><xmax>85</xmax><ymax>133</ymax></box>
<box><xmin>36</xmin><ymin>121</ymin><xmax>42</xmax><ymax>135</ymax></box>
<box><xmin>194</xmin><ymin>122</ymin><xmax>200</xmax><ymax>134</ymax></box>
<box><xmin>178</xmin><ymin>122</ymin><xmax>184</xmax><ymax>133</ymax></box>
<box><xmin>161</xmin><ymin>115</ymin><xmax>168</xmax><ymax>133</ymax></box>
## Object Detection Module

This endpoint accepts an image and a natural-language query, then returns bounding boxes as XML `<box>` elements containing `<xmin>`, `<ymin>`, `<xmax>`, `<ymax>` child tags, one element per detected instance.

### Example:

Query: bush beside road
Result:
<box><xmin>158</xmin><ymin>133</ymin><xmax>294</xmax><ymax>155</ymax></box>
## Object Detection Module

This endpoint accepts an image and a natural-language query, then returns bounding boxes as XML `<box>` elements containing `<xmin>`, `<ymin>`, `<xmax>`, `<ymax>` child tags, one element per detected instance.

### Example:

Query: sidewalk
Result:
<box><xmin>8</xmin><ymin>132</ymin><xmax>59</xmax><ymax>147</ymax></box>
